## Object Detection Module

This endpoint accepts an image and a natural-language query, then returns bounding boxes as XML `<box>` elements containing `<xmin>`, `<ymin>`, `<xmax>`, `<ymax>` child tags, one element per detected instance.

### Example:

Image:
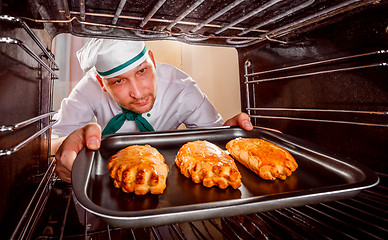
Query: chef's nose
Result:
<box><xmin>129</xmin><ymin>79</ymin><xmax>142</xmax><ymax>99</ymax></box>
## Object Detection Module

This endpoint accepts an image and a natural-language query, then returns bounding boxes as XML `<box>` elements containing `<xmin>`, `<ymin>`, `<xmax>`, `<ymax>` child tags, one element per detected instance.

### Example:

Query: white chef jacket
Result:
<box><xmin>52</xmin><ymin>63</ymin><xmax>224</xmax><ymax>138</ymax></box>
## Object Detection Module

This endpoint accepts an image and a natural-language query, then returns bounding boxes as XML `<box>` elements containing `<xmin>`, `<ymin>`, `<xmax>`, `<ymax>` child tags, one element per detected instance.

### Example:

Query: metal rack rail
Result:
<box><xmin>10</xmin><ymin>160</ymin><xmax>58</xmax><ymax>240</ymax></box>
<box><xmin>247</xmin><ymin>62</ymin><xmax>387</xmax><ymax>83</ymax></box>
<box><xmin>36</xmin><ymin>173</ymin><xmax>387</xmax><ymax>239</ymax></box>
<box><xmin>0</xmin><ymin>15</ymin><xmax>59</xmax><ymax>156</ymax></box>
<box><xmin>0</xmin><ymin>37</ymin><xmax>59</xmax><ymax>78</ymax></box>
<box><xmin>226</xmin><ymin>0</ymin><xmax>315</xmax><ymax>45</ymax></box>
<box><xmin>246</xmin><ymin>50</ymin><xmax>388</xmax><ymax>77</ymax></box>
<box><xmin>0</xmin><ymin>112</ymin><xmax>57</xmax><ymax>132</ymax></box>
<box><xmin>1</xmin><ymin>14</ymin><xmax>60</xmax><ymax>239</ymax></box>
<box><xmin>0</xmin><ymin>119</ymin><xmax>57</xmax><ymax>157</ymax></box>
<box><xmin>244</xmin><ymin>49</ymin><xmax>388</xmax><ymax>128</ymax></box>
<box><xmin>240</xmin><ymin>0</ymin><xmax>378</xmax><ymax>47</ymax></box>
<box><xmin>0</xmin><ymin>15</ymin><xmax>59</xmax><ymax>69</ymax></box>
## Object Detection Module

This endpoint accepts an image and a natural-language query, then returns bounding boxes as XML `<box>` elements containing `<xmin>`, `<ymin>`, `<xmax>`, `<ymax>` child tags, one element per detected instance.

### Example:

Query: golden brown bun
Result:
<box><xmin>175</xmin><ymin>140</ymin><xmax>241</xmax><ymax>189</ymax></box>
<box><xmin>226</xmin><ymin>137</ymin><xmax>297</xmax><ymax>180</ymax></box>
<box><xmin>107</xmin><ymin>145</ymin><xmax>169</xmax><ymax>195</ymax></box>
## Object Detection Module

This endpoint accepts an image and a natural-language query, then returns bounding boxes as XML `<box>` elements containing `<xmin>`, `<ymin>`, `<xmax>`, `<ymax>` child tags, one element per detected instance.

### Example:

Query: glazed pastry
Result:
<box><xmin>107</xmin><ymin>145</ymin><xmax>169</xmax><ymax>195</ymax></box>
<box><xmin>226</xmin><ymin>137</ymin><xmax>297</xmax><ymax>180</ymax></box>
<box><xmin>175</xmin><ymin>140</ymin><xmax>241</xmax><ymax>189</ymax></box>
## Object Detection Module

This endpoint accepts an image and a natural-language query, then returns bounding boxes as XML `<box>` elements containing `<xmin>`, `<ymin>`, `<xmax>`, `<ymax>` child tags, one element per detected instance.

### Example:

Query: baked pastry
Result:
<box><xmin>226</xmin><ymin>137</ymin><xmax>297</xmax><ymax>180</ymax></box>
<box><xmin>107</xmin><ymin>145</ymin><xmax>169</xmax><ymax>195</ymax></box>
<box><xmin>175</xmin><ymin>140</ymin><xmax>241</xmax><ymax>189</ymax></box>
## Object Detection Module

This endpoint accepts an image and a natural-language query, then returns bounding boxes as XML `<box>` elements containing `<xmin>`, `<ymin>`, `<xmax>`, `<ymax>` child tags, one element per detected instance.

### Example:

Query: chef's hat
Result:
<box><xmin>76</xmin><ymin>38</ymin><xmax>149</xmax><ymax>78</ymax></box>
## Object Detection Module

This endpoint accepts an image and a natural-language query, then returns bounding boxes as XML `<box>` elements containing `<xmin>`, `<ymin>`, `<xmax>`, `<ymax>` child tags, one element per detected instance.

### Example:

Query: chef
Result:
<box><xmin>51</xmin><ymin>38</ymin><xmax>253</xmax><ymax>182</ymax></box>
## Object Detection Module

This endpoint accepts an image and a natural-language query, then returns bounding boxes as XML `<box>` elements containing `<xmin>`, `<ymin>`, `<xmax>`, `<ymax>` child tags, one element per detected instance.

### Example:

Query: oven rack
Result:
<box><xmin>0</xmin><ymin>14</ymin><xmax>59</xmax><ymax>236</ymax></box>
<box><xmin>246</xmin><ymin>50</ymin><xmax>388</xmax><ymax>83</ymax></box>
<box><xmin>0</xmin><ymin>115</ymin><xmax>57</xmax><ymax>157</ymax></box>
<box><xmin>35</xmin><ymin>172</ymin><xmax>387</xmax><ymax>239</ymax></box>
<box><xmin>244</xmin><ymin>49</ymin><xmax>388</xmax><ymax>128</ymax></box>
<box><xmin>0</xmin><ymin>112</ymin><xmax>57</xmax><ymax>133</ymax></box>
<box><xmin>0</xmin><ymin>15</ymin><xmax>59</xmax><ymax>70</ymax></box>
<box><xmin>21</xmin><ymin>0</ymin><xmax>376</xmax><ymax>47</ymax></box>
<box><xmin>238</xmin><ymin>0</ymin><xmax>378</xmax><ymax>47</ymax></box>
<box><xmin>0</xmin><ymin>15</ymin><xmax>59</xmax><ymax>157</ymax></box>
<box><xmin>10</xmin><ymin>159</ymin><xmax>58</xmax><ymax>240</ymax></box>
<box><xmin>0</xmin><ymin>37</ymin><xmax>58</xmax><ymax>78</ymax></box>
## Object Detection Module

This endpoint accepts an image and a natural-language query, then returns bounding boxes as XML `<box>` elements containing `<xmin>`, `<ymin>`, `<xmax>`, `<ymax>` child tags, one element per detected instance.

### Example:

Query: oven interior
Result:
<box><xmin>0</xmin><ymin>0</ymin><xmax>387</xmax><ymax>239</ymax></box>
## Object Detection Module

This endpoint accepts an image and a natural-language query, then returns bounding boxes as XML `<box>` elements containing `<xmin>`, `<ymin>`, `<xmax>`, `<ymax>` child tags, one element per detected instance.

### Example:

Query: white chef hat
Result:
<box><xmin>76</xmin><ymin>38</ymin><xmax>149</xmax><ymax>78</ymax></box>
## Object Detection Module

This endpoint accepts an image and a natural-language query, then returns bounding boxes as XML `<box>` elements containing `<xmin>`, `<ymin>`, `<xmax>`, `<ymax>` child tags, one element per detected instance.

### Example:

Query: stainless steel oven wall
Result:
<box><xmin>0</xmin><ymin>16</ymin><xmax>54</xmax><ymax>237</ymax></box>
<box><xmin>237</xmin><ymin>2</ymin><xmax>388</xmax><ymax>173</ymax></box>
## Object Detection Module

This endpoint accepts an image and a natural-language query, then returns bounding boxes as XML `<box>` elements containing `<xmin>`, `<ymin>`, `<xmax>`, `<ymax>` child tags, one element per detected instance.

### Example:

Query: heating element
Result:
<box><xmin>18</xmin><ymin>0</ymin><xmax>378</xmax><ymax>47</ymax></box>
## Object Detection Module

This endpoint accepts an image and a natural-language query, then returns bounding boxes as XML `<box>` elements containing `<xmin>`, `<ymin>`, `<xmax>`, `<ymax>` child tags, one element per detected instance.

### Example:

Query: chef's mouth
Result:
<box><xmin>134</xmin><ymin>97</ymin><xmax>149</xmax><ymax>106</ymax></box>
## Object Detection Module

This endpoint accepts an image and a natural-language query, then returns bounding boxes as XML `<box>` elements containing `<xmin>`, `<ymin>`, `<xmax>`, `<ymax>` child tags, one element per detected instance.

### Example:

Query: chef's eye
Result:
<box><xmin>138</xmin><ymin>68</ymin><xmax>146</xmax><ymax>74</ymax></box>
<box><xmin>114</xmin><ymin>79</ymin><xmax>123</xmax><ymax>84</ymax></box>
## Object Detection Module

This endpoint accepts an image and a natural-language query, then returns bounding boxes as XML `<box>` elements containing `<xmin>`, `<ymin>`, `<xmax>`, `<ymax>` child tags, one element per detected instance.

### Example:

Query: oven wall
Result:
<box><xmin>0</xmin><ymin>23</ymin><xmax>52</xmax><ymax>233</ymax></box>
<box><xmin>237</xmin><ymin>3</ymin><xmax>388</xmax><ymax>173</ymax></box>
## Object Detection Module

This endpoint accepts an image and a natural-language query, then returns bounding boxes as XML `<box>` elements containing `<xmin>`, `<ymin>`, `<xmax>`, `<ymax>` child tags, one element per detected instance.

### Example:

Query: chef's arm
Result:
<box><xmin>51</xmin><ymin>123</ymin><xmax>102</xmax><ymax>183</ymax></box>
<box><xmin>224</xmin><ymin>112</ymin><xmax>253</xmax><ymax>131</ymax></box>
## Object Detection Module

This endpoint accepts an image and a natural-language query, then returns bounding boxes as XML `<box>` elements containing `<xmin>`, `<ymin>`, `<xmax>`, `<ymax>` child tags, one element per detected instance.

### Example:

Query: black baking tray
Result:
<box><xmin>72</xmin><ymin>127</ymin><xmax>379</xmax><ymax>228</ymax></box>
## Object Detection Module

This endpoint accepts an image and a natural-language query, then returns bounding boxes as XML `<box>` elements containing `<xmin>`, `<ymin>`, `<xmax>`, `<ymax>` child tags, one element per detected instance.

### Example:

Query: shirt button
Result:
<box><xmin>147</xmin><ymin>113</ymin><xmax>151</xmax><ymax>117</ymax></box>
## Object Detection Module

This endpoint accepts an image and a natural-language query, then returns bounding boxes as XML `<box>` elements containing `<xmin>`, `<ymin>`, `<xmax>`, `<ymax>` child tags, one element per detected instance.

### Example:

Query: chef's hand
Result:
<box><xmin>224</xmin><ymin>112</ymin><xmax>253</xmax><ymax>131</ymax></box>
<box><xmin>52</xmin><ymin>123</ymin><xmax>102</xmax><ymax>183</ymax></box>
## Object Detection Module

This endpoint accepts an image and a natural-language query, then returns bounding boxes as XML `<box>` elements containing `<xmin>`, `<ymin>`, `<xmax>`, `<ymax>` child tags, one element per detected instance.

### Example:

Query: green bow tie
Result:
<box><xmin>102</xmin><ymin>107</ymin><xmax>154</xmax><ymax>136</ymax></box>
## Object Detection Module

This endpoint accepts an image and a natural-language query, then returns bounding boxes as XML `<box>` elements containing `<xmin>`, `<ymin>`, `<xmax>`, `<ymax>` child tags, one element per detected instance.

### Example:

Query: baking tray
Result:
<box><xmin>72</xmin><ymin>127</ymin><xmax>379</xmax><ymax>228</ymax></box>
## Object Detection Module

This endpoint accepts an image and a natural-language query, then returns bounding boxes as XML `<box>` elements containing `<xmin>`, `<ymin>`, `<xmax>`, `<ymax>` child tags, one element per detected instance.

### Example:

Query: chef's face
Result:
<box><xmin>97</xmin><ymin>50</ymin><xmax>157</xmax><ymax>114</ymax></box>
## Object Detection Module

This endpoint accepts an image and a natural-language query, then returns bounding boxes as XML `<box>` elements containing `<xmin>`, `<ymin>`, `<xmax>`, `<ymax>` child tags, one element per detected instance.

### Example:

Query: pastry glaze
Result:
<box><xmin>226</xmin><ymin>137</ymin><xmax>297</xmax><ymax>180</ymax></box>
<box><xmin>175</xmin><ymin>140</ymin><xmax>241</xmax><ymax>189</ymax></box>
<box><xmin>107</xmin><ymin>145</ymin><xmax>169</xmax><ymax>195</ymax></box>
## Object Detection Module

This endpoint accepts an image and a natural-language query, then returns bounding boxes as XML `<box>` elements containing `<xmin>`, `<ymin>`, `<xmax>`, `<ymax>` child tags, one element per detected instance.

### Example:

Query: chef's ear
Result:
<box><xmin>96</xmin><ymin>74</ymin><xmax>107</xmax><ymax>92</ymax></box>
<box><xmin>148</xmin><ymin>50</ymin><xmax>156</xmax><ymax>68</ymax></box>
